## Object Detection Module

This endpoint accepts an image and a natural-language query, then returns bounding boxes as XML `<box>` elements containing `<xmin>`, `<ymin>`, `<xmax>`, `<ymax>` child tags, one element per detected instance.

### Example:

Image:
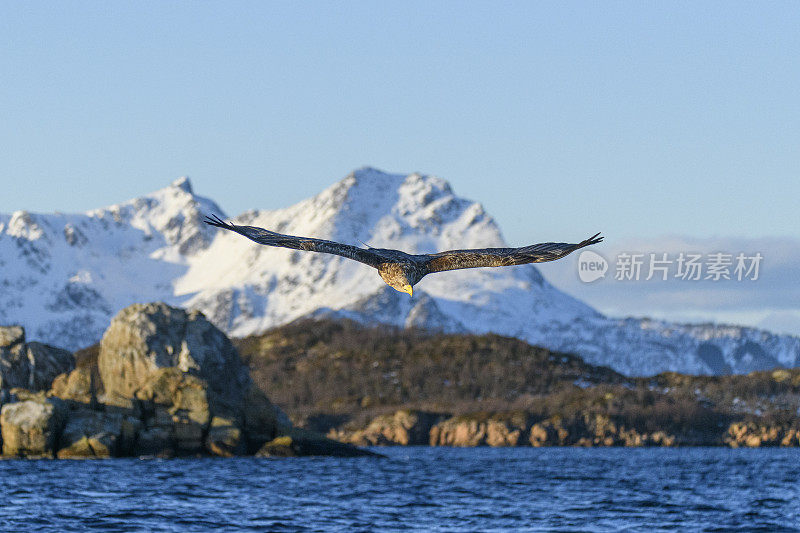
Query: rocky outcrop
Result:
<box><xmin>256</xmin><ymin>428</ymin><xmax>380</xmax><ymax>458</ymax></box>
<box><xmin>426</xmin><ymin>412</ymin><xmax>678</xmax><ymax>448</ymax></box>
<box><xmin>725</xmin><ymin>422</ymin><xmax>800</xmax><ymax>448</ymax></box>
<box><xmin>0</xmin><ymin>393</ymin><xmax>66</xmax><ymax>457</ymax></box>
<box><xmin>0</xmin><ymin>326</ymin><xmax>74</xmax><ymax>391</ymax></box>
<box><xmin>428</xmin><ymin>413</ymin><xmax>530</xmax><ymax>447</ymax></box>
<box><xmin>0</xmin><ymin>302</ymin><xmax>366</xmax><ymax>460</ymax></box>
<box><xmin>134</xmin><ymin>368</ymin><xmax>211</xmax><ymax>455</ymax></box>
<box><xmin>0</xmin><ymin>326</ymin><xmax>25</xmax><ymax>349</ymax></box>
<box><xmin>90</xmin><ymin>303</ymin><xmax>277</xmax><ymax>456</ymax></box>
<box><xmin>331</xmin><ymin>411</ymin><xmax>683</xmax><ymax>448</ymax></box>
<box><xmin>333</xmin><ymin>410</ymin><xmax>447</xmax><ymax>446</ymax></box>
<box><xmin>50</xmin><ymin>366</ymin><xmax>96</xmax><ymax>404</ymax></box>
<box><xmin>98</xmin><ymin>303</ymin><xmax>249</xmax><ymax>412</ymax></box>
<box><xmin>528</xmin><ymin>415</ymin><xmax>677</xmax><ymax>447</ymax></box>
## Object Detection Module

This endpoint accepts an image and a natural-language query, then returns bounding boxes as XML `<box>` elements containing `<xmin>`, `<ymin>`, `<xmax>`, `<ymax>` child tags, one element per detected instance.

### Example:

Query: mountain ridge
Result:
<box><xmin>1</xmin><ymin>168</ymin><xmax>798</xmax><ymax>375</ymax></box>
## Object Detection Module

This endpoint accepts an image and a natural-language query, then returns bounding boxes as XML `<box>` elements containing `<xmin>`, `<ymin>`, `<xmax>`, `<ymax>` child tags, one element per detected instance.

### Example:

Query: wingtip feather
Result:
<box><xmin>581</xmin><ymin>232</ymin><xmax>603</xmax><ymax>247</ymax></box>
<box><xmin>204</xmin><ymin>214</ymin><xmax>236</xmax><ymax>231</ymax></box>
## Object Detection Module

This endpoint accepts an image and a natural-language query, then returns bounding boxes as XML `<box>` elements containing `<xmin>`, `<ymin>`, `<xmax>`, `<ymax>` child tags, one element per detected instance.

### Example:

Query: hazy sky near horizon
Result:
<box><xmin>2</xmin><ymin>2</ymin><xmax>798</xmax><ymax>245</ymax></box>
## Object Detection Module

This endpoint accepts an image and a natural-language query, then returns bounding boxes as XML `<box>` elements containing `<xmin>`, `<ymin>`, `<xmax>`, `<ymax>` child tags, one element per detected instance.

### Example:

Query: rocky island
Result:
<box><xmin>0</xmin><ymin>303</ymin><xmax>375</xmax><ymax>459</ymax></box>
<box><xmin>3</xmin><ymin>303</ymin><xmax>800</xmax><ymax>459</ymax></box>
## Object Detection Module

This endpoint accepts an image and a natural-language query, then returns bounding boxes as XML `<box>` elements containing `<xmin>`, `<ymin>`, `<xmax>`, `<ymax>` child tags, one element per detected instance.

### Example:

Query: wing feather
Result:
<box><xmin>425</xmin><ymin>233</ymin><xmax>603</xmax><ymax>273</ymax></box>
<box><xmin>204</xmin><ymin>215</ymin><xmax>385</xmax><ymax>268</ymax></box>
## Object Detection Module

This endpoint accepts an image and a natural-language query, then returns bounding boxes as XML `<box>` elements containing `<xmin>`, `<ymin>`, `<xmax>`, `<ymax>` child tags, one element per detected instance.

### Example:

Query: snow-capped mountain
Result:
<box><xmin>0</xmin><ymin>177</ymin><xmax>220</xmax><ymax>348</ymax></box>
<box><xmin>1</xmin><ymin>168</ymin><xmax>798</xmax><ymax>376</ymax></box>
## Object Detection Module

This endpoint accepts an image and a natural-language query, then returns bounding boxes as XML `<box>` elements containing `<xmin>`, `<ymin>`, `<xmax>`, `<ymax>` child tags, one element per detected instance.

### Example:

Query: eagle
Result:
<box><xmin>204</xmin><ymin>215</ymin><xmax>602</xmax><ymax>297</ymax></box>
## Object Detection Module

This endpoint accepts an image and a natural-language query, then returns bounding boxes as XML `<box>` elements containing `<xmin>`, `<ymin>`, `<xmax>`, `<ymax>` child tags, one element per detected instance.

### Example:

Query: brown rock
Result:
<box><xmin>529</xmin><ymin>421</ymin><xmax>568</xmax><ymax>446</ymax></box>
<box><xmin>529</xmin><ymin>423</ymin><xmax>551</xmax><ymax>447</ymax></box>
<box><xmin>430</xmin><ymin>418</ymin><xmax>485</xmax><ymax>446</ymax></box>
<box><xmin>430</xmin><ymin>414</ymin><xmax>528</xmax><ymax>447</ymax></box>
<box><xmin>94</xmin><ymin>303</ymin><xmax>291</xmax><ymax>455</ymax></box>
<box><xmin>648</xmin><ymin>431</ymin><xmax>676</xmax><ymax>447</ymax></box>
<box><xmin>486</xmin><ymin>419</ymin><xmax>523</xmax><ymax>447</ymax></box>
<box><xmin>745</xmin><ymin>435</ymin><xmax>762</xmax><ymax>448</ymax></box>
<box><xmin>342</xmin><ymin>410</ymin><xmax>447</xmax><ymax>446</ymax></box>
<box><xmin>0</xmin><ymin>326</ymin><xmax>25</xmax><ymax>348</ymax></box>
<box><xmin>50</xmin><ymin>366</ymin><xmax>95</xmax><ymax>404</ymax></box>
<box><xmin>725</xmin><ymin>422</ymin><xmax>786</xmax><ymax>448</ymax></box>
<box><xmin>97</xmin><ymin>303</ymin><xmax>249</xmax><ymax>410</ymax></box>
<box><xmin>781</xmin><ymin>429</ymin><xmax>800</xmax><ymax>447</ymax></box>
<box><xmin>136</xmin><ymin>368</ymin><xmax>211</xmax><ymax>454</ymax></box>
<box><xmin>256</xmin><ymin>435</ymin><xmax>297</xmax><ymax>457</ymax></box>
<box><xmin>1</xmin><ymin>397</ymin><xmax>65</xmax><ymax>457</ymax></box>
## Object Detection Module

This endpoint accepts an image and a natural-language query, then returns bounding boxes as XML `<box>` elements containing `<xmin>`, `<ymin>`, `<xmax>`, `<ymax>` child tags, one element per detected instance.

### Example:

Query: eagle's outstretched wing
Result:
<box><xmin>424</xmin><ymin>233</ymin><xmax>603</xmax><ymax>274</ymax></box>
<box><xmin>204</xmin><ymin>215</ymin><xmax>386</xmax><ymax>268</ymax></box>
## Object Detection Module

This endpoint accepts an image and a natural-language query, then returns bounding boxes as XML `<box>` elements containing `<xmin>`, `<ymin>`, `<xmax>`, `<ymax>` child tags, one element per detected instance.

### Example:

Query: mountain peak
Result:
<box><xmin>298</xmin><ymin>168</ymin><xmax>500</xmax><ymax>253</ymax></box>
<box><xmin>352</xmin><ymin>166</ymin><xmax>403</xmax><ymax>179</ymax></box>
<box><xmin>348</xmin><ymin>167</ymin><xmax>453</xmax><ymax>194</ymax></box>
<box><xmin>171</xmin><ymin>176</ymin><xmax>193</xmax><ymax>194</ymax></box>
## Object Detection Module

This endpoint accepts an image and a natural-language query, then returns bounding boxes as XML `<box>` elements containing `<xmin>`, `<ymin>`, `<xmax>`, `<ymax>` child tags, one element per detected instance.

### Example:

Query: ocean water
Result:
<box><xmin>0</xmin><ymin>447</ymin><xmax>798</xmax><ymax>532</ymax></box>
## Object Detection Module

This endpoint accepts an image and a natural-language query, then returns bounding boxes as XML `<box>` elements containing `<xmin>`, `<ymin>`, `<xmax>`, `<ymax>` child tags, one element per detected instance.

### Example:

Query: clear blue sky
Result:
<box><xmin>2</xmin><ymin>1</ymin><xmax>798</xmax><ymax>244</ymax></box>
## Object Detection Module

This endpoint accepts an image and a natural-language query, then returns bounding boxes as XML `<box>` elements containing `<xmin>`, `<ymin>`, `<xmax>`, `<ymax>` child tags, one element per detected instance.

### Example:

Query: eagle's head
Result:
<box><xmin>378</xmin><ymin>263</ymin><xmax>422</xmax><ymax>297</ymax></box>
<box><xmin>397</xmin><ymin>283</ymin><xmax>414</xmax><ymax>297</ymax></box>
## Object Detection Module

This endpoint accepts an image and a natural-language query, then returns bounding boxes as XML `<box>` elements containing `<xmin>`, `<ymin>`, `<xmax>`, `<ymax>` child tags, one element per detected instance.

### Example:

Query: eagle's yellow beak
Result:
<box><xmin>403</xmin><ymin>284</ymin><xmax>413</xmax><ymax>297</ymax></box>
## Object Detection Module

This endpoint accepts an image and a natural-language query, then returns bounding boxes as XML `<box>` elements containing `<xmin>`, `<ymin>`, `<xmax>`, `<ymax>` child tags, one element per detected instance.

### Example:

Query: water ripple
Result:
<box><xmin>0</xmin><ymin>448</ymin><xmax>799</xmax><ymax>531</ymax></box>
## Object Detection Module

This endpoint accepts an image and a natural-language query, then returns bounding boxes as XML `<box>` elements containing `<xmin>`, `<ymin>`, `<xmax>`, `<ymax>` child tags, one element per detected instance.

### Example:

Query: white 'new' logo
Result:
<box><xmin>578</xmin><ymin>250</ymin><xmax>608</xmax><ymax>283</ymax></box>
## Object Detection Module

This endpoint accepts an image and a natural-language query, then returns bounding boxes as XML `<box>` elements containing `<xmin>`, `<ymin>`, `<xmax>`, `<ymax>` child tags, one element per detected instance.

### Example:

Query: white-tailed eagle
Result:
<box><xmin>205</xmin><ymin>215</ymin><xmax>602</xmax><ymax>296</ymax></box>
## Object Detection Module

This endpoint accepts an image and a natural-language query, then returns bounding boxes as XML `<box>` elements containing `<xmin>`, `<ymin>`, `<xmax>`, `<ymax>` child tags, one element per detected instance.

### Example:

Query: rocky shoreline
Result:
<box><xmin>329</xmin><ymin>408</ymin><xmax>800</xmax><ymax>448</ymax></box>
<box><xmin>0</xmin><ymin>304</ymin><xmax>376</xmax><ymax>459</ymax></box>
<box><xmin>4</xmin><ymin>309</ymin><xmax>800</xmax><ymax>456</ymax></box>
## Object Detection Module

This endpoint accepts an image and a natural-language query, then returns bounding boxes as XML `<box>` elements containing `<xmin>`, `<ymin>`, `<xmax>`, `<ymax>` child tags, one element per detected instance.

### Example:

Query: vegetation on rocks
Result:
<box><xmin>236</xmin><ymin>318</ymin><xmax>800</xmax><ymax>448</ymax></box>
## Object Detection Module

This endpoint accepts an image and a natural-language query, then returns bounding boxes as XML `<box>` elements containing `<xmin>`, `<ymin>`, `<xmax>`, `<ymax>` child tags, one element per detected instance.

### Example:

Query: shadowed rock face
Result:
<box><xmin>0</xmin><ymin>327</ymin><xmax>27</xmax><ymax>390</ymax></box>
<box><xmin>256</xmin><ymin>427</ymin><xmax>380</xmax><ymax>458</ymax></box>
<box><xmin>57</xmin><ymin>410</ymin><xmax>140</xmax><ymax>459</ymax></box>
<box><xmin>0</xmin><ymin>326</ymin><xmax>75</xmax><ymax>391</ymax></box>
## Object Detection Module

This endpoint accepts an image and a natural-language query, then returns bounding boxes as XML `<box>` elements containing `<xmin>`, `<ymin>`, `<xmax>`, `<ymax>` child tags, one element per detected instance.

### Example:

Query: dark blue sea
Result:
<box><xmin>1</xmin><ymin>447</ymin><xmax>798</xmax><ymax>532</ymax></box>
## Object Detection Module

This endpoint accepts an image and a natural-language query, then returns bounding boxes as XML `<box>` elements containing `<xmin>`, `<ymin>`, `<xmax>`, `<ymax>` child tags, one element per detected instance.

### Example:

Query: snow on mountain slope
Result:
<box><xmin>1</xmin><ymin>168</ymin><xmax>798</xmax><ymax>376</ymax></box>
<box><xmin>0</xmin><ymin>177</ymin><xmax>222</xmax><ymax>348</ymax></box>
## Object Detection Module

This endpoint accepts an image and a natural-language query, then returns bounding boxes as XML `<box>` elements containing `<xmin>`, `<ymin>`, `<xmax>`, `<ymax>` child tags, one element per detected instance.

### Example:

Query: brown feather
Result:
<box><xmin>204</xmin><ymin>214</ymin><xmax>602</xmax><ymax>291</ymax></box>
